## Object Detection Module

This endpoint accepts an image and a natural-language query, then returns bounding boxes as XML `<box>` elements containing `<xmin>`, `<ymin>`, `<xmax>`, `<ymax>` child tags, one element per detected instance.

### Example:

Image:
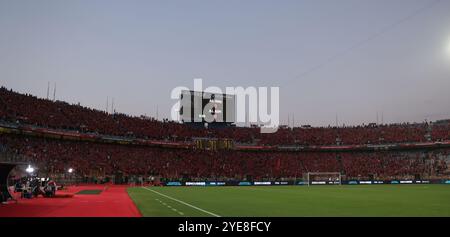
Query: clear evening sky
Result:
<box><xmin>1</xmin><ymin>0</ymin><xmax>449</xmax><ymax>126</ymax></box>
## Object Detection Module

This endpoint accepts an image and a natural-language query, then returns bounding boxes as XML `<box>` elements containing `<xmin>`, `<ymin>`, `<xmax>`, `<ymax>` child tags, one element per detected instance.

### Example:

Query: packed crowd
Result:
<box><xmin>1</xmin><ymin>134</ymin><xmax>448</xmax><ymax>181</ymax></box>
<box><xmin>1</xmin><ymin>87</ymin><xmax>449</xmax><ymax>146</ymax></box>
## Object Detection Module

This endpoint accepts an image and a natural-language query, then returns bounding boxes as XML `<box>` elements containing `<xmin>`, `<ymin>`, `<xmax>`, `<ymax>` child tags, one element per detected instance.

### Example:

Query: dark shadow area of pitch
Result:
<box><xmin>76</xmin><ymin>190</ymin><xmax>103</xmax><ymax>195</ymax></box>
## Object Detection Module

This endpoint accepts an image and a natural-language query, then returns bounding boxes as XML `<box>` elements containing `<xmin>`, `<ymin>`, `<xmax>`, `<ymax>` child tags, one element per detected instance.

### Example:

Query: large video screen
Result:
<box><xmin>179</xmin><ymin>90</ymin><xmax>235</xmax><ymax>123</ymax></box>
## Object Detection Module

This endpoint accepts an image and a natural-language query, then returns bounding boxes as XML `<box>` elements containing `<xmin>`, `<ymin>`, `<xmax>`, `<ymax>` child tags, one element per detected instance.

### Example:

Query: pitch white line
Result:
<box><xmin>143</xmin><ymin>187</ymin><xmax>221</xmax><ymax>217</ymax></box>
<box><xmin>156</xmin><ymin>198</ymin><xmax>183</xmax><ymax>216</ymax></box>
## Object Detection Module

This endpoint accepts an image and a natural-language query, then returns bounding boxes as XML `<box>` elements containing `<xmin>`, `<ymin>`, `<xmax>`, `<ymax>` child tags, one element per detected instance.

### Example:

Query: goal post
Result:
<box><xmin>305</xmin><ymin>172</ymin><xmax>342</xmax><ymax>186</ymax></box>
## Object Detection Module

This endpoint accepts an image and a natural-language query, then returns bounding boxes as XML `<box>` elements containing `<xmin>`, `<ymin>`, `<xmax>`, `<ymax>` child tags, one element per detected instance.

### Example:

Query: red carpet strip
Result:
<box><xmin>0</xmin><ymin>185</ymin><xmax>141</xmax><ymax>217</ymax></box>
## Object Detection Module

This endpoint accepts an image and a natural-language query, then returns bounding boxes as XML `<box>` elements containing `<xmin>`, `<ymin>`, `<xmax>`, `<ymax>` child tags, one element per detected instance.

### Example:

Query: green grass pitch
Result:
<box><xmin>76</xmin><ymin>189</ymin><xmax>103</xmax><ymax>195</ymax></box>
<box><xmin>127</xmin><ymin>185</ymin><xmax>450</xmax><ymax>217</ymax></box>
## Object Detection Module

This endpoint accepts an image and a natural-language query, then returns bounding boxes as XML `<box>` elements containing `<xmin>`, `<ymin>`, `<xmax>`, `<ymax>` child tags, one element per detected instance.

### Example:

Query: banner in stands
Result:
<box><xmin>166</xmin><ymin>182</ymin><xmax>182</xmax><ymax>186</ymax></box>
<box><xmin>161</xmin><ymin>179</ymin><xmax>446</xmax><ymax>186</ymax></box>
<box><xmin>273</xmin><ymin>181</ymin><xmax>290</xmax><ymax>185</ymax></box>
<box><xmin>238</xmin><ymin>182</ymin><xmax>252</xmax><ymax>186</ymax></box>
<box><xmin>254</xmin><ymin>182</ymin><xmax>272</xmax><ymax>185</ymax></box>
<box><xmin>206</xmin><ymin>182</ymin><xmax>226</xmax><ymax>186</ymax></box>
<box><xmin>185</xmin><ymin>182</ymin><xmax>206</xmax><ymax>186</ymax></box>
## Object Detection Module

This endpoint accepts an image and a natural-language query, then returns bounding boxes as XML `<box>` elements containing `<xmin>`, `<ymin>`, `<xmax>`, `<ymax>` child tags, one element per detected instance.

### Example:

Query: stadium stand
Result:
<box><xmin>0</xmin><ymin>131</ymin><xmax>449</xmax><ymax>182</ymax></box>
<box><xmin>2</xmin><ymin>87</ymin><xmax>449</xmax><ymax>145</ymax></box>
<box><xmin>0</xmin><ymin>87</ymin><xmax>449</xmax><ymax>183</ymax></box>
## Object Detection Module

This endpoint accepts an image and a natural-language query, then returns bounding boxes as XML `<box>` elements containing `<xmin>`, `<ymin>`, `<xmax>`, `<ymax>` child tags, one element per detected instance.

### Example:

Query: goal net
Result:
<box><xmin>304</xmin><ymin>172</ymin><xmax>342</xmax><ymax>186</ymax></box>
